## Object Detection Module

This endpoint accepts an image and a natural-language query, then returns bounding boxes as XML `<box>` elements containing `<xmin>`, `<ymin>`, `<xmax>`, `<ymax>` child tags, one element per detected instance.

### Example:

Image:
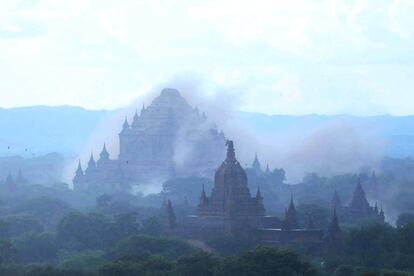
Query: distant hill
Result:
<box><xmin>0</xmin><ymin>106</ymin><xmax>110</xmax><ymax>157</ymax></box>
<box><xmin>1</xmin><ymin>106</ymin><xmax>414</xmax><ymax>158</ymax></box>
<box><xmin>238</xmin><ymin>112</ymin><xmax>414</xmax><ymax>158</ymax></box>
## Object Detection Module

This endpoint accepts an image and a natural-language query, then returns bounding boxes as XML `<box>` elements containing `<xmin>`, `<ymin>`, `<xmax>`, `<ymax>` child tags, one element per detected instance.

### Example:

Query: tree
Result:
<box><xmin>108</xmin><ymin>235</ymin><xmax>194</xmax><ymax>261</ymax></box>
<box><xmin>0</xmin><ymin>240</ymin><xmax>16</xmax><ymax>263</ymax></box>
<box><xmin>140</xmin><ymin>216</ymin><xmax>162</xmax><ymax>237</ymax></box>
<box><xmin>58</xmin><ymin>250</ymin><xmax>106</xmax><ymax>273</ymax></box>
<box><xmin>396</xmin><ymin>213</ymin><xmax>414</xmax><ymax>228</ymax></box>
<box><xmin>216</xmin><ymin>247</ymin><xmax>319</xmax><ymax>276</ymax></box>
<box><xmin>0</xmin><ymin>220</ymin><xmax>9</xmax><ymax>239</ymax></box>
<box><xmin>99</xmin><ymin>256</ymin><xmax>174</xmax><ymax>276</ymax></box>
<box><xmin>13</xmin><ymin>232</ymin><xmax>58</xmax><ymax>263</ymax></box>
<box><xmin>176</xmin><ymin>251</ymin><xmax>217</xmax><ymax>276</ymax></box>
<box><xmin>14</xmin><ymin>197</ymin><xmax>72</xmax><ymax>230</ymax></box>
<box><xmin>271</xmin><ymin>168</ymin><xmax>286</xmax><ymax>185</ymax></box>
<box><xmin>206</xmin><ymin>235</ymin><xmax>254</xmax><ymax>256</ymax></box>
<box><xmin>96</xmin><ymin>194</ymin><xmax>113</xmax><ymax>209</ymax></box>
<box><xmin>346</xmin><ymin>223</ymin><xmax>398</xmax><ymax>269</ymax></box>
<box><xmin>99</xmin><ymin>261</ymin><xmax>142</xmax><ymax>276</ymax></box>
<box><xmin>107</xmin><ymin>213</ymin><xmax>140</xmax><ymax>244</ymax></box>
<box><xmin>23</xmin><ymin>264</ymin><xmax>89</xmax><ymax>276</ymax></box>
<box><xmin>57</xmin><ymin>212</ymin><xmax>111</xmax><ymax>250</ymax></box>
<box><xmin>4</xmin><ymin>215</ymin><xmax>44</xmax><ymax>237</ymax></box>
<box><xmin>397</xmin><ymin>223</ymin><xmax>414</xmax><ymax>255</ymax></box>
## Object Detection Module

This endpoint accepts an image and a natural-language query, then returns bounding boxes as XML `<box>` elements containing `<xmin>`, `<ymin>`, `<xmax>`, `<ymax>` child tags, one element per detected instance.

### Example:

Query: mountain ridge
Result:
<box><xmin>1</xmin><ymin>105</ymin><xmax>414</xmax><ymax>158</ymax></box>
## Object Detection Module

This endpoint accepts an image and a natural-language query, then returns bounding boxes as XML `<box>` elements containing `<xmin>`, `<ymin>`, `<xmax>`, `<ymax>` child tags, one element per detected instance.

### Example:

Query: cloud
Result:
<box><xmin>0</xmin><ymin>0</ymin><xmax>413</xmax><ymax>116</ymax></box>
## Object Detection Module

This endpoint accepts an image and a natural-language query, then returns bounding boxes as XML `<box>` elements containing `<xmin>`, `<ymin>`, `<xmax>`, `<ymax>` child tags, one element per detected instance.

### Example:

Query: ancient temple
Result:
<box><xmin>325</xmin><ymin>209</ymin><xmax>345</xmax><ymax>255</ymax></box>
<box><xmin>5</xmin><ymin>172</ymin><xmax>17</xmax><ymax>193</ymax></box>
<box><xmin>197</xmin><ymin>141</ymin><xmax>265</xmax><ymax>218</ymax></box>
<box><xmin>2</xmin><ymin>170</ymin><xmax>26</xmax><ymax>194</ymax></box>
<box><xmin>282</xmin><ymin>197</ymin><xmax>300</xmax><ymax>230</ymax></box>
<box><xmin>334</xmin><ymin>178</ymin><xmax>385</xmax><ymax>223</ymax></box>
<box><xmin>163</xmin><ymin>140</ymin><xmax>325</xmax><ymax>246</ymax></box>
<box><xmin>74</xmin><ymin>88</ymin><xmax>226</xmax><ymax>191</ymax></box>
<box><xmin>251</xmin><ymin>153</ymin><xmax>262</xmax><ymax>174</ymax></box>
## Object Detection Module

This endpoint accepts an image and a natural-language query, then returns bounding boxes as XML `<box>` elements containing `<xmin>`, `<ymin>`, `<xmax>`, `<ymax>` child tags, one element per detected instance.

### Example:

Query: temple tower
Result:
<box><xmin>325</xmin><ymin>209</ymin><xmax>344</xmax><ymax>255</ymax></box>
<box><xmin>283</xmin><ymin>196</ymin><xmax>299</xmax><ymax>230</ymax></box>
<box><xmin>252</xmin><ymin>153</ymin><xmax>262</xmax><ymax>174</ymax></box>
<box><xmin>73</xmin><ymin>160</ymin><xmax>84</xmax><ymax>189</ymax></box>
<box><xmin>5</xmin><ymin>172</ymin><xmax>17</xmax><ymax>193</ymax></box>
<box><xmin>348</xmin><ymin>178</ymin><xmax>371</xmax><ymax>218</ymax></box>
<box><xmin>196</xmin><ymin>140</ymin><xmax>265</xmax><ymax>237</ymax></box>
<box><xmin>98</xmin><ymin>143</ymin><xmax>109</xmax><ymax>163</ymax></box>
<box><xmin>86</xmin><ymin>153</ymin><xmax>96</xmax><ymax>173</ymax></box>
<box><xmin>163</xmin><ymin>199</ymin><xmax>176</xmax><ymax>230</ymax></box>
<box><xmin>331</xmin><ymin>190</ymin><xmax>343</xmax><ymax>211</ymax></box>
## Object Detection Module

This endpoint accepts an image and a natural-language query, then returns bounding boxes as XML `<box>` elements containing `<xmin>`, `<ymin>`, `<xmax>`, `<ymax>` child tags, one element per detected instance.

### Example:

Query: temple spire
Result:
<box><xmin>76</xmin><ymin>160</ymin><xmax>83</xmax><ymax>175</ymax></box>
<box><xmin>88</xmin><ymin>152</ymin><xmax>96</xmax><ymax>169</ymax></box>
<box><xmin>225</xmin><ymin>140</ymin><xmax>236</xmax><ymax>162</ymax></box>
<box><xmin>288</xmin><ymin>196</ymin><xmax>296</xmax><ymax>212</ymax></box>
<box><xmin>73</xmin><ymin>160</ymin><xmax>85</xmax><ymax>188</ymax></box>
<box><xmin>99</xmin><ymin>143</ymin><xmax>109</xmax><ymax>161</ymax></box>
<box><xmin>255</xmin><ymin>186</ymin><xmax>265</xmax><ymax>215</ymax></box>
<box><xmin>349</xmin><ymin>178</ymin><xmax>370</xmax><ymax>214</ymax></box>
<box><xmin>379</xmin><ymin>207</ymin><xmax>385</xmax><ymax>222</ymax></box>
<box><xmin>141</xmin><ymin>103</ymin><xmax>146</xmax><ymax>115</ymax></box>
<box><xmin>199</xmin><ymin>184</ymin><xmax>208</xmax><ymax>207</ymax></box>
<box><xmin>284</xmin><ymin>196</ymin><xmax>299</xmax><ymax>230</ymax></box>
<box><xmin>165</xmin><ymin>200</ymin><xmax>176</xmax><ymax>229</ymax></box>
<box><xmin>5</xmin><ymin>172</ymin><xmax>17</xmax><ymax>193</ymax></box>
<box><xmin>252</xmin><ymin>153</ymin><xmax>262</xmax><ymax>173</ymax></box>
<box><xmin>332</xmin><ymin>190</ymin><xmax>342</xmax><ymax>210</ymax></box>
<box><xmin>325</xmin><ymin>209</ymin><xmax>344</xmax><ymax>255</ymax></box>
<box><xmin>122</xmin><ymin>117</ymin><xmax>129</xmax><ymax>129</ymax></box>
<box><xmin>132</xmin><ymin>109</ymin><xmax>140</xmax><ymax>128</ymax></box>
<box><xmin>256</xmin><ymin>186</ymin><xmax>262</xmax><ymax>200</ymax></box>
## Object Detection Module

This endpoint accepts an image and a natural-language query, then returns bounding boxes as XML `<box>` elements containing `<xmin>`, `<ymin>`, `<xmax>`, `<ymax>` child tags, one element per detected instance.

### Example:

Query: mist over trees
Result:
<box><xmin>1</xmin><ymin>96</ymin><xmax>414</xmax><ymax>275</ymax></box>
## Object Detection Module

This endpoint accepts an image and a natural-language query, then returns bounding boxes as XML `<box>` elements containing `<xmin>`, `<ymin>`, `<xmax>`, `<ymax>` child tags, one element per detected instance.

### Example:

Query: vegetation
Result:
<box><xmin>0</xmin><ymin>157</ymin><xmax>414</xmax><ymax>275</ymax></box>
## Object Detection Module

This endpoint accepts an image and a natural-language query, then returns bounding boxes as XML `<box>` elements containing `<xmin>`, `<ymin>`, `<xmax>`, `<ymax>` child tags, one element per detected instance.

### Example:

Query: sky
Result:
<box><xmin>0</xmin><ymin>0</ymin><xmax>414</xmax><ymax>115</ymax></box>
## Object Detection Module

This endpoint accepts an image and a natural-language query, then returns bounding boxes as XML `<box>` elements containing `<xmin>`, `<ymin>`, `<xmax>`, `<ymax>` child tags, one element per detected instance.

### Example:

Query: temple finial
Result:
<box><xmin>123</xmin><ymin>116</ymin><xmax>129</xmax><ymax>129</ymax></box>
<box><xmin>225</xmin><ymin>140</ymin><xmax>236</xmax><ymax>161</ymax></box>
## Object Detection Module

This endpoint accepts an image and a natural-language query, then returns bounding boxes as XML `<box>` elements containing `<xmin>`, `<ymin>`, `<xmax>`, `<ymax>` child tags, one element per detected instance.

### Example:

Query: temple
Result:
<box><xmin>251</xmin><ymin>153</ymin><xmax>262</xmax><ymax>174</ymax></box>
<box><xmin>333</xmin><ymin>178</ymin><xmax>385</xmax><ymax>223</ymax></box>
<box><xmin>1</xmin><ymin>169</ymin><xmax>26</xmax><ymax>193</ymax></box>
<box><xmin>73</xmin><ymin>88</ymin><xmax>226</xmax><ymax>191</ymax></box>
<box><xmin>163</xmin><ymin>140</ymin><xmax>331</xmax><ymax>248</ymax></box>
<box><xmin>325</xmin><ymin>209</ymin><xmax>345</xmax><ymax>254</ymax></box>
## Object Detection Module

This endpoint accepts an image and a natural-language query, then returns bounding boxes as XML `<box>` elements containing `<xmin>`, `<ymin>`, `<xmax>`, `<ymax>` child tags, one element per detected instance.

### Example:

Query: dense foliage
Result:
<box><xmin>0</xmin><ymin>157</ymin><xmax>414</xmax><ymax>275</ymax></box>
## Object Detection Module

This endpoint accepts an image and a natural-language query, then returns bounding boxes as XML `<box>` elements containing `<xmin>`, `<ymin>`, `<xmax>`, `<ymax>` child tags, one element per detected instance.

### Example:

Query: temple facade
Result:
<box><xmin>73</xmin><ymin>88</ymin><xmax>226</xmax><ymax>191</ymax></box>
<box><xmin>333</xmin><ymin>178</ymin><xmax>385</xmax><ymax>224</ymax></box>
<box><xmin>163</xmin><ymin>141</ymin><xmax>335</xmax><ymax>249</ymax></box>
